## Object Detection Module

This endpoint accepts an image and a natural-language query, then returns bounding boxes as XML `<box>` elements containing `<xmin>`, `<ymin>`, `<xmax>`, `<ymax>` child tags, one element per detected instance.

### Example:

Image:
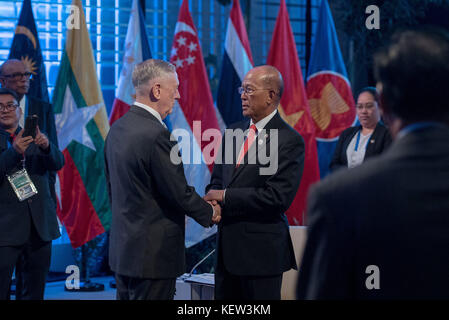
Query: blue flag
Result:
<box><xmin>8</xmin><ymin>0</ymin><xmax>49</xmax><ymax>102</ymax></box>
<box><xmin>306</xmin><ymin>0</ymin><xmax>356</xmax><ymax>178</ymax></box>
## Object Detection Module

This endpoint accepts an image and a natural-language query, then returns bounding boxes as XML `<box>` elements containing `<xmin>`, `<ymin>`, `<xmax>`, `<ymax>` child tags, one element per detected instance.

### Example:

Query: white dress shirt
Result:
<box><xmin>134</xmin><ymin>101</ymin><xmax>167</xmax><ymax>128</ymax></box>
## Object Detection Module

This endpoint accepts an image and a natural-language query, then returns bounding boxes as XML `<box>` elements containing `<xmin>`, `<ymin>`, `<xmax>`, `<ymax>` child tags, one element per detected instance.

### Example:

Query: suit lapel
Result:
<box><xmin>227</xmin><ymin>113</ymin><xmax>281</xmax><ymax>185</ymax></box>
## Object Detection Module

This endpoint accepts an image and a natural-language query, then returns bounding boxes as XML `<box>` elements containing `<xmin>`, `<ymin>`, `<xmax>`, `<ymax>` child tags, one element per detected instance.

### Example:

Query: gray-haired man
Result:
<box><xmin>104</xmin><ymin>59</ymin><xmax>220</xmax><ymax>300</ymax></box>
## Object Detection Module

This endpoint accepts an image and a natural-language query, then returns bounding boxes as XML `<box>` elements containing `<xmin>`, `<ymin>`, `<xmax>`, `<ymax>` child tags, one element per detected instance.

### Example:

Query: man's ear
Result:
<box><xmin>267</xmin><ymin>89</ymin><xmax>277</xmax><ymax>104</ymax></box>
<box><xmin>150</xmin><ymin>83</ymin><xmax>161</xmax><ymax>101</ymax></box>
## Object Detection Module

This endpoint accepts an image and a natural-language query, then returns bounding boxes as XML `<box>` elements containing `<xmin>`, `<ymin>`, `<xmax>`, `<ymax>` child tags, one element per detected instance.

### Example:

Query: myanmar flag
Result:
<box><xmin>53</xmin><ymin>0</ymin><xmax>111</xmax><ymax>248</ymax></box>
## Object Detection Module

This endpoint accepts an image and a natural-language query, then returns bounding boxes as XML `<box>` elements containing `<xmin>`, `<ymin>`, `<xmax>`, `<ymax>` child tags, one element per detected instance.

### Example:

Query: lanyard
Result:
<box><xmin>7</xmin><ymin>133</ymin><xmax>15</xmax><ymax>149</ymax></box>
<box><xmin>354</xmin><ymin>130</ymin><xmax>372</xmax><ymax>152</ymax></box>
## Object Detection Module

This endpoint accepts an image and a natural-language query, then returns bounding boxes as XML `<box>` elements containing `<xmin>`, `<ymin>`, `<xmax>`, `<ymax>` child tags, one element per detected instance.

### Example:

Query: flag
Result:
<box><xmin>109</xmin><ymin>0</ymin><xmax>152</xmax><ymax>125</ymax></box>
<box><xmin>167</xmin><ymin>0</ymin><xmax>221</xmax><ymax>247</ymax></box>
<box><xmin>8</xmin><ymin>0</ymin><xmax>49</xmax><ymax>102</ymax></box>
<box><xmin>52</xmin><ymin>0</ymin><xmax>111</xmax><ymax>248</ymax></box>
<box><xmin>266</xmin><ymin>0</ymin><xmax>320</xmax><ymax>226</ymax></box>
<box><xmin>216</xmin><ymin>0</ymin><xmax>253</xmax><ymax>126</ymax></box>
<box><xmin>306</xmin><ymin>0</ymin><xmax>356</xmax><ymax>178</ymax></box>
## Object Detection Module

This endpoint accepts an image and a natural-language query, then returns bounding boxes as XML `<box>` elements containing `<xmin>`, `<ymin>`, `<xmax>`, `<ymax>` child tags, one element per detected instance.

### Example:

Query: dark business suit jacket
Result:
<box><xmin>329</xmin><ymin>123</ymin><xmax>392</xmax><ymax>172</ymax></box>
<box><xmin>0</xmin><ymin>127</ymin><xmax>64</xmax><ymax>246</ymax></box>
<box><xmin>26</xmin><ymin>95</ymin><xmax>59</xmax><ymax>205</ymax></box>
<box><xmin>104</xmin><ymin>105</ymin><xmax>213</xmax><ymax>279</ymax></box>
<box><xmin>207</xmin><ymin>112</ymin><xmax>302</xmax><ymax>276</ymax></box>
<box><xmin>297</xmin><ymin>124</ymin><xmax>449</xmax><ymax>299</ymax></box>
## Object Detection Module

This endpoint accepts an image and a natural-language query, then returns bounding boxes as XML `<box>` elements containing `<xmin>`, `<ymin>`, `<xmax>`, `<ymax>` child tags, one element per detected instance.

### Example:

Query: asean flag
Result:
<box><xmin>306</xmin><ymin>0</ymin><xmax>356</xmax><ymax>178</ymax></box>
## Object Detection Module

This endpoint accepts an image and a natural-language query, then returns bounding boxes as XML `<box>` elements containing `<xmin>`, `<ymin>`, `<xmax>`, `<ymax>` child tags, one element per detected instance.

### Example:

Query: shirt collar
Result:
<box><xmin>250</xmin><ymin>109</ymin><xmax>277</xmax><ymax>132</ymax></box>
<box><xmin>134</xmin><ymin>101</ymin><xmax>164</xmax><ymax>125</ymax></box>
<box><xmin>397</xmin><ymin>121</ymin><xmax>448</xmax><ymax>140</ymax></box>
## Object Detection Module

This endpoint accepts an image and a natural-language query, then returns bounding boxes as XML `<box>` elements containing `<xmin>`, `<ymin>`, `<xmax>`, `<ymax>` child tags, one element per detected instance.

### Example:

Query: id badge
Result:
<box><xmin>7</xmin><ymin>168</ymin><xmax>38</xmax><ymax>201</ymax></box>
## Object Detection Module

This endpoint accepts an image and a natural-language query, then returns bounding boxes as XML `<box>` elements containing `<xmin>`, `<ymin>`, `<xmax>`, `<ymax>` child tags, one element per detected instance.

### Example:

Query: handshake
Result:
<box><xmin>203</xmin><ymin>189</ymin><xmax>224</xmax><ymax>225</ymax></box>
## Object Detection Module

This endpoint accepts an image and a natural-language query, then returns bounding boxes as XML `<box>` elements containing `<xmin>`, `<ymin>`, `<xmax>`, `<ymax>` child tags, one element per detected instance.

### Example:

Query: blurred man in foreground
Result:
<box><xmin>297</xmin><ymin>28</ymin><xmax>449</xmax><ymax>299</ymax></box>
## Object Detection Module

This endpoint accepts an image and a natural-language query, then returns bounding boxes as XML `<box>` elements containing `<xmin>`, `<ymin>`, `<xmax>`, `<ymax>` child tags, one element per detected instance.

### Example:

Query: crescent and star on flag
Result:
<box><xmin>14</xmin><ymin>25</ymin><xmax>38</xmax><ymax>78</ymax></box>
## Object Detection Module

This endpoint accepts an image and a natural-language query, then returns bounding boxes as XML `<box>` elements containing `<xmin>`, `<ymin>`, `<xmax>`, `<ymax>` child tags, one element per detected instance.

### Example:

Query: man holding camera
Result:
<box><xmin>0</xmin><ymin>88</ymin><xmax>64</xmax><ymax>300</ymax></box>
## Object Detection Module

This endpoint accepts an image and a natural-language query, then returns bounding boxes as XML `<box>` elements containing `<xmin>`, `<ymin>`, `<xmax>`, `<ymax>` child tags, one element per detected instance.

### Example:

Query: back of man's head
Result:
<box><xmin>132</xmin><ymin>59</ymin><xmax>176</xmax><ymax>95</ymax></box>
<box><xmin>374</xmin><ymin>27</ymin><xmax>449</xmax><ymax>123</ymax></box>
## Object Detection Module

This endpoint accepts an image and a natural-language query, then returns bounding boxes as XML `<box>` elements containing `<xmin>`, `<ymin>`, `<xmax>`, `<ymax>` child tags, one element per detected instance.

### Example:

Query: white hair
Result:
<box><xmin>132</xmin><ymin>59</ymin><xmax>176</xmax><ymax>90</ymax></box>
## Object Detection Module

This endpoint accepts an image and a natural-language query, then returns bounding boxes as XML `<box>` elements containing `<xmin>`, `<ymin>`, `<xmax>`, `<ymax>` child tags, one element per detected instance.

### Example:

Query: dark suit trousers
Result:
<box><xmin>215</xmin><ymin>266</ymin><xmax>283</xmax><ymax>300</ymax></box>
<box><xmin>0</xmin><ymin>217</ymin><xmax>51</xmax><ymax>300</ymax></box>
<box><xmin>115</xmin><ymin>273</ymin><xmax>176</xmax><ymax>300</ymax></box>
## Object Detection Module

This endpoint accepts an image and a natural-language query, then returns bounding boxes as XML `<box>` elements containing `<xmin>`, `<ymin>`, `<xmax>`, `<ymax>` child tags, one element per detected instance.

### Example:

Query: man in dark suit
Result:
<box><xmin>205</xmin><ymin>65</ymin><xmax>303</xmax><ymax>300</ymax></box>
<box><xmin>104</xmin><ymin>59</ymin><xmax>220</xmax><ymax>300</ymax></box>
<box><xmin>0</xmin><ymin>59</ymin><xmax>59</xmax><ymax>300</ymax></box>
<box><xmin>0</xmin><ymin>88</ymin><xmax>64</xmax><ymax>300</ymax></box>
<box><xmin>297</xmin><ymin>28</ymin><xmax>449</xmax><ymax>299</ymax></box>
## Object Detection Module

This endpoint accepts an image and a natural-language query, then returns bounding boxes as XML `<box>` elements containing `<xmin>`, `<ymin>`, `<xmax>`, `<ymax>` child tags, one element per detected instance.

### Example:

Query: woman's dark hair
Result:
<box><xmin>357</xmin><ymin>87</ymin><xmax>379</xmax><ymax>103</ymax></box>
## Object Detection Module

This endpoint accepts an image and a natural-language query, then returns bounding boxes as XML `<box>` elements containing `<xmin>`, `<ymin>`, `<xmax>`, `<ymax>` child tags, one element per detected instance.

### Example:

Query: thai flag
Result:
<box><xmin>216</xmin><ymin>0</ymin><xmax>254</xmax><ymax>127</ymax></box>
<box><xmin>109</xmin><ymin>0</ymin><xmax>152</xmax><ymax>125</ymax></box>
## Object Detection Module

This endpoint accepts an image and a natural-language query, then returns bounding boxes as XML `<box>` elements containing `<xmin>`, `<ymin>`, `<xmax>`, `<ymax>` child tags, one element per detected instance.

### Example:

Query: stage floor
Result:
<box><xmin>11</xmin><ymin>275</ymin><xmax>209</xmax><ymax>300</ymax></box>
<box><xmin>45</xmin><ymin>276</ymin><xmax>116</xmax><ymax>300</ymax></box>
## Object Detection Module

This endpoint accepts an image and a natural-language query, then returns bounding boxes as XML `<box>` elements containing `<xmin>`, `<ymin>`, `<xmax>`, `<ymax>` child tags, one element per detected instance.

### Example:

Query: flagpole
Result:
<box><xmin>305</xmin><ymin>0</ymin><xmax>312</xmax><ymax>75</ymax></box>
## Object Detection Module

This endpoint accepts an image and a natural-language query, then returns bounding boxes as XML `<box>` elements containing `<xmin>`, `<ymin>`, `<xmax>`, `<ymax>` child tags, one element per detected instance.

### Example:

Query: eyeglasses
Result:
<box><xmin>356</xmin><ymin>102</ymin><xmax>376</xmax><ymax>110</ymax></box>
<box><xmin>238</xmin><ymin>86</ymin><xmax>272</xmax><ymax>95</ymax></box>
<box><xmin>0</xmin><ymin>103</ymin><xmax>19</xmax><ymax>112</ymax></box>
<box><xmin>1</xmin><ymin>72</ymin><xmax>33</xmax><ymax>81</ymax></box>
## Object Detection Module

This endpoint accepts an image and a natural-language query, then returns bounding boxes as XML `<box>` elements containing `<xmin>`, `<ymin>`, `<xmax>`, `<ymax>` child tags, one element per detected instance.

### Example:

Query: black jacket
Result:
<box><xmin>0</xmin><ymin>127</ymin><xmax>64</xmax><ymax>246</ymax></box>
<box><xmin>329</xmin><ymin>122</ymin><xmax>392</xmax><ymax>172</ymax></box>
<box><xmin>207</xmin><ymin>112</ymin><xmax>301</xmax><ymax>276</ymax></box>
<box><xmin>105</xmin><ymin>105</ymin><xmax>213</xmax><ymax>279</ymax></box>
<box><xmin>298</xmin><ymin>124</ymin><xmax>449</xmax><ymax>299</ymax></box>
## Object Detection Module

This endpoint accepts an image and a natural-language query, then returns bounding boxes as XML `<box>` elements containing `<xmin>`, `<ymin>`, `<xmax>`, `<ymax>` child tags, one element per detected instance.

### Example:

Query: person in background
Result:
<box><xmin>329</xmin><ymin>87</ymin><xmax>391</xmax><ymax>172</ymax></box>
<box><xmin>0</xmin><ymin>59</ymin><xmax>60</xmax><ymax>300</ymax></box>
<box><xmin>0</xmin><ymin>88</ymin><xmax>64</xmax><ymax>300</ymax></box>
<box><xmin>297</xmin><ymin>27</ymin><xmax>449</xmax><ymax>299</ymax></box>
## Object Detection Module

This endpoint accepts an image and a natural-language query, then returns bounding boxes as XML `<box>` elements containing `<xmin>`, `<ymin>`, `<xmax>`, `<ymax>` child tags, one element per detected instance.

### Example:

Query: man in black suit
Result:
<box><xmin>104</xmin><ymin>59</ymin><xmax>220</xmax><ymax>300</ymax></box>
<box><xmin>0</xmin><ymin>59</ymin><xmax>59</xmax><ymax>300</ymax></box>
<box><xmin>297</xmin><ymin>28</ymin><xmax>449</xmax><ymax>299</ymax></box>
<box><xmin>0</xmin><ymin>88</ymin><xmax>64</xmax><ymax>300</ymax></box>
<box><xmin>205</xmin><ymin>65</ymin><xmax>303</xmax><ymax>300</ymax></box>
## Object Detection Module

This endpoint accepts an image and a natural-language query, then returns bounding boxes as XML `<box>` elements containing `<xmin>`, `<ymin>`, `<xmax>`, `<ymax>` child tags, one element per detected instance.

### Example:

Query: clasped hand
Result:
<box><xmin>204</xmin><ymin>189</ymin><xmax>225</xmax><ymax>225</ymax></box>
